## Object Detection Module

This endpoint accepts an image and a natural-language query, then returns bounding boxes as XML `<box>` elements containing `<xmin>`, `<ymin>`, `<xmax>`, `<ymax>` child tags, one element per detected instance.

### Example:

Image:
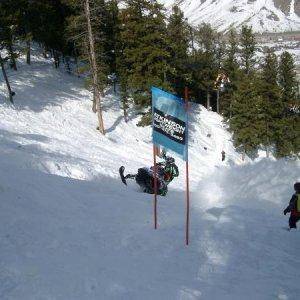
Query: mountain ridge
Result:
<box><xmin>160</xmin><ymin>0</ymin><xmax>300</xmax><ymax>33</ymax></box>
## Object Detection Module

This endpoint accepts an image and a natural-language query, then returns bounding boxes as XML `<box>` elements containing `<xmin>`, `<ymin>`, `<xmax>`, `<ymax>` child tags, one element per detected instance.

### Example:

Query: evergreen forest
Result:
<box><xmin>0</xmin><ymin>0</ymin><xmax>299</xmax><ymax>158</ymax></box>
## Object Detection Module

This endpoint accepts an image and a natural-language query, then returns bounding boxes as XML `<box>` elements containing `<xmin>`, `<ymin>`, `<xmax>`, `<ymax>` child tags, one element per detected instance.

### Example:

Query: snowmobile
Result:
<box><xmin>119</xmin><ymin>150</ymin><xmax>179</xmax><ymax>196</ymax></box>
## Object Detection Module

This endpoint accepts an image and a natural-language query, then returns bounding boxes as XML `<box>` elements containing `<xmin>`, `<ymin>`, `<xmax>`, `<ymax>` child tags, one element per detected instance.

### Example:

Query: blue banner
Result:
<box><xmin>152</xmin><ymin>87</ymin><xmax>188</xmax><ymax>161</ymax></box>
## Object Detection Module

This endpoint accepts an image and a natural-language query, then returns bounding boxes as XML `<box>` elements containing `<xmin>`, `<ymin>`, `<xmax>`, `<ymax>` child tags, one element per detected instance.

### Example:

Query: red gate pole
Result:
<box><xmin>153</xmin><ymin>145</ymin><xmax>158</xmax><ymax>229</ymax></box>
<box><xmin>184</xmin><ymin>87</ymin><xmax>190</xmax><ymax>245</ymax></box>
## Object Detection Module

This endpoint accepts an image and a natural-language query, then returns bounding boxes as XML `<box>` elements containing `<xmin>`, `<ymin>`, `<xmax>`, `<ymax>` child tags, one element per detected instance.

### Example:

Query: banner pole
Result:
<box><xmin>184</xmin><ymin>87</ymin><xmax>190</xmax><ymax>245</ymax></box>
<box><xmin>153</xmin><ymin>145</ymin><xmax>158</xmax><ymax>229</ymax></box>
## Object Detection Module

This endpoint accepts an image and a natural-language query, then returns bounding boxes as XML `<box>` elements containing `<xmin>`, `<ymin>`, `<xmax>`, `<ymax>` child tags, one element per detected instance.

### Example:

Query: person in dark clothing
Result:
<box><xmin>283</xmin><ymin>182</ymin><xmax>300</xmax><ymax>229</ymax></box>
<box><xmin>214</xmin><ymin>72</ymin><xmax>230</xmax><ymax>92</ymax></box>
<box><xmin>221</xmin><ymin>150</ymin><xmax>225</xmax><ymax>161</ymax></box>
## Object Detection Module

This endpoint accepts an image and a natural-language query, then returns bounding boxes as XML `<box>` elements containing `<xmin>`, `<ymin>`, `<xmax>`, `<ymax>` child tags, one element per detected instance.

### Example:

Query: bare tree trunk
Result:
<box><xmin>120</xmin><ymin>79</ymin><xmax>128</xmax><ymax>122</ymax></box>
<box><xmin>92</xmin><ymin>86</ymin><xmax>97</xmax><ymax>112</ymax></box>
<box><xmin>26</xmin><ymin>39</ymin><xmax>31</xmax><ymax>65</ymax></box>
<box><xmin>217</xmin><ymin>89</ymin><xmax>220</xmax><ymax>113</ymax></box>
<box><xmin>64</xmin><ymin>56</ymin><xmax>71</xmax><ymax>74</ymax></box>
<box><xmin>75</xmin><ymin>56</ymin><xmax>80</xmax><ymax>77</ymax></box>
<box><xmin>189</xmin><ymin>25</ymin><xmax>195</xmax><ymax>54</ymax></box>
<box><xmin>206</xmin><ymin>91</ymin><xmax>210</xmax><ymax>110</ymax></box>
<box><xmin>53</xmin><ymin>50</ymin><xmax>60</xmax><ymax>68</ymax></box>
<box><xmin>43</xmin><ymin>45</ymin><xmax>48</xmax><ymax>59</ymax></box>
<box><xmin>122</xmin><ymin>97</ymin><xmax>128</xmax><ymax>123</ymax></box>
<box><xmin>0</xmin><ymin>53</ymin><xmax>14</xmax><ymax>103</ymax></box>
<box><xmin>73</xmin><ymin>44</ymin><xmax>80</xmax><ymax>78</ymax></box>
<box><xmin>8</xmin><ymin>43</ymin><xmax>17</xmax><ymax>71</ymax></box>
<box><xmin>84</xmin><ymin>0</ymin><xmax>105</xmax><ymax>135</ymax></box>
<box><xmin>266</xmin><ymin>125</ymin><xmax>270</xmax><ymax>158</ymax></box>
<box><xmin>83</xmin><ymin>36</ymin><xmax>96</xmax><ymax>111</ymax></box>
<box><xmin>113</xmin><ymin>81</ymin><xmax>116</xmax><ymax>94</ymax></box>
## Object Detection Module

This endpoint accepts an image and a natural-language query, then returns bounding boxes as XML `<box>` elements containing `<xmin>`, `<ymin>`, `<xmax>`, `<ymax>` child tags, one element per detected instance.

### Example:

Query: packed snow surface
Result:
<box><xmin>0</xmin><ymin>51</ymin><xmax>299</xmax><ymax>299</ymax></box>
<box><xmin>160</xmin><ymin>0</ymin><xmax>300</xmax><ymax>33</ymax></box>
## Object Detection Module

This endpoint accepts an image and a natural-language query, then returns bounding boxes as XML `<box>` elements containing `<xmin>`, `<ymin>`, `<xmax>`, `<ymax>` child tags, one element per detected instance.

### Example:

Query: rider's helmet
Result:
<box><xmin>157</xmin><ymin>149</ymin><xmax>179</xmax><ymax>183</ymax></box>
<box><xmin>163</xmin><ymin>156</ymin><xmax>179</xmax><ymax>183</ymax></box>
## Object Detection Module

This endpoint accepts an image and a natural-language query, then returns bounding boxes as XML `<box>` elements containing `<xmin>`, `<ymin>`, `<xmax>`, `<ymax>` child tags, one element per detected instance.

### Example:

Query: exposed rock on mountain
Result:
<box><xmin>161</xmin><ymin>0</ymin><xmax>300</xmax><ymax>33</ymax></box>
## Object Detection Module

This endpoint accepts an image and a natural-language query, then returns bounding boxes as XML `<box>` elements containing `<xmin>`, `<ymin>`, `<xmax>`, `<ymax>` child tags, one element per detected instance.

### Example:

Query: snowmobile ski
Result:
<box><xmin>119</xmin><ymin>166</ymin><xmax>127</xmax><ymax>185</ymax></box>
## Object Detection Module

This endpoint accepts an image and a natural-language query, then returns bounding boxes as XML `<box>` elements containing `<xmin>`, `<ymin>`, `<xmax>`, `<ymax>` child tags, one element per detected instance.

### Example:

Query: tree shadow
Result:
<box><xmin>106</xmin><ymin>115</ymin><xmax>124</xmax><ymax>134</ymax></box>
<box><xmin>0</xmin><ymin>128</ymin><xmax>90</xmax><ymax>168</ymax></box>
<box><xmin>4</xmin><ymin>63</ymin><xmax>86</xmax><ymax>113</ymax></box>
<box><xmin>206</xmin><ymin>206</ymin><xmax>225</xmax><ymax>219</ymax></box>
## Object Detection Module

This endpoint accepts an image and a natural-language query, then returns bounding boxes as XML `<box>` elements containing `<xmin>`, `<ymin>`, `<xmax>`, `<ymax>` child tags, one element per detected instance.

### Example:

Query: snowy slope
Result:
<box><xmin>0</xmin><ymin>51</ymin><xmax>300</xmax><ymax>299</ymax></box>
<box><xmin>160</xmin><ymin>0</ymin><xmax>300</xmax><ymax>33</ymax></box>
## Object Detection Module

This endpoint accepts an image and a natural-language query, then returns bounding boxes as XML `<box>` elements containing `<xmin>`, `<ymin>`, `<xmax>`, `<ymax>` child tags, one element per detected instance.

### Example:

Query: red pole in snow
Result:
<box><xmin>153</xmin><ymin>145</ymin><xmax>158</xmax><ymax>229</ymax></box>
<box><xmin>184</xmin><ymin>87</ymin><xmax>190</xmax><ymax>245</ymax></box>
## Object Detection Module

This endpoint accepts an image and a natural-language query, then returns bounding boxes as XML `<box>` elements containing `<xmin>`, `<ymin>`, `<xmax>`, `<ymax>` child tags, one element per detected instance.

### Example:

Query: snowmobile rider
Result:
<box><xmin>283</xmin><ymin>182</ymin><xmax>300</xmax><ymax>229</ymax></box>
<box><xmin>123</xmin><ymin>150</ymin><xmax>179</xmax><ymax>196</ymax></box>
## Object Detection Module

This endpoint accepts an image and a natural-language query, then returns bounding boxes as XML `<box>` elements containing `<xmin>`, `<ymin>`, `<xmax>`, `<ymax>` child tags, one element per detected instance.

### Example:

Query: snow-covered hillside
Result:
<box><xmin>0</xmin><ymin>51</ymin><xmax>300</xmax><ymax>299</ymax></box>
<box><xmin>160</xmin><ymin>0</ymin><xmax>300</xmax><ymax>33</ymax></box>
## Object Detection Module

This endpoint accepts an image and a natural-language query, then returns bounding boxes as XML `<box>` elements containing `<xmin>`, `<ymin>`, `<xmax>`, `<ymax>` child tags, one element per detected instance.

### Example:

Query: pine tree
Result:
<box><xmin>115</xmin><ymin>28</ymin><xmax>129</xmax><ymax>122</ymax></box>
<box><xmin>0</xmin><ymin>0</ymin><xmax>75</xmax><ymax>69</ymax></box>
<box><xmin>230</xmin><ymin>74</ymin><xmax>262</xmax><ymax>157</ymax></box>
<box><xmin>166</xmin><ymin>5</ymin><xmax>189</xmax><ymax>97</ymax></box>
<box><xmin>105</xmin><ymin>0</ymin><xmax>120</xmax><ymax>76</ymax></box>
<box><xmin>0</xmin><ymin>0</ymin><xmax>18</xmax><ymax>70</ymax></box>
<box><xmin>278</xmin><ymin>51</ymin><xmax>298</xmax><ymax>111</ymax></box>
<box><xmin>119</xmin><ymin>0</ymin><xmax>170</xmax><ymax>109</ymax></box>
<box><xmin>190</xmin><ymin>23</ymin><xmax>223</xmax><ymax>108</ymax></box>
<box><xmin>224</xmin><ymin>28</ymin><xmax>239</xmax><ymax>83</ymax></box>
<box><xmin>275</xmin><ymin>116</ymin><xmax>299</xmax><ymax>158</ymax></box>
<box><xmin>221</xmin><ymin>28</ymin><xmax>240</xmax><ymax>118</ymax></box>
<box><xmin>110</xmin><ymin>1</ymin><xmax>131</xmax><ymax>122</ymax></box>
<box><xmin>275</xmin><ymin>51</ymin><xmax>300</xmax><ymax>157</ymax></box>
<box><xmin>90</xmin><ymin>0</ymin><xmax>111</xmax><ymax>90</ymax></box>
<box><xmin>11</xmin><ymin>0</ymin><xmax>34</xmax><ymax>65</ymax></box>
<box><xmin>228</xmin><ymin>25</ymin><xmax>261</xmax><ymax>158</ymax></box>
<box><xmin>258</xmin><ymin>49</ymin><xmax>282</xmax><ymax>157</ymax></box>
<box><xmin>240</xmin><ymin>25</ymin><xmax>256</xmax><ymax>75</ymax></box>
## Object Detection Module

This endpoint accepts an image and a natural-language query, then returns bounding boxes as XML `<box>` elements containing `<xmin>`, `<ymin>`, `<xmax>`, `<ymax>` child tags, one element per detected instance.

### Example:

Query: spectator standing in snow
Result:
<box><xmin>221</xmin><ymin>150</ymin><xmax>225</xmax><ymax>161</ymax></box>
<box><xmin>284</xmin><ymin>182</ymin><xmax>300</xmax><ymax>229</ymax></box>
